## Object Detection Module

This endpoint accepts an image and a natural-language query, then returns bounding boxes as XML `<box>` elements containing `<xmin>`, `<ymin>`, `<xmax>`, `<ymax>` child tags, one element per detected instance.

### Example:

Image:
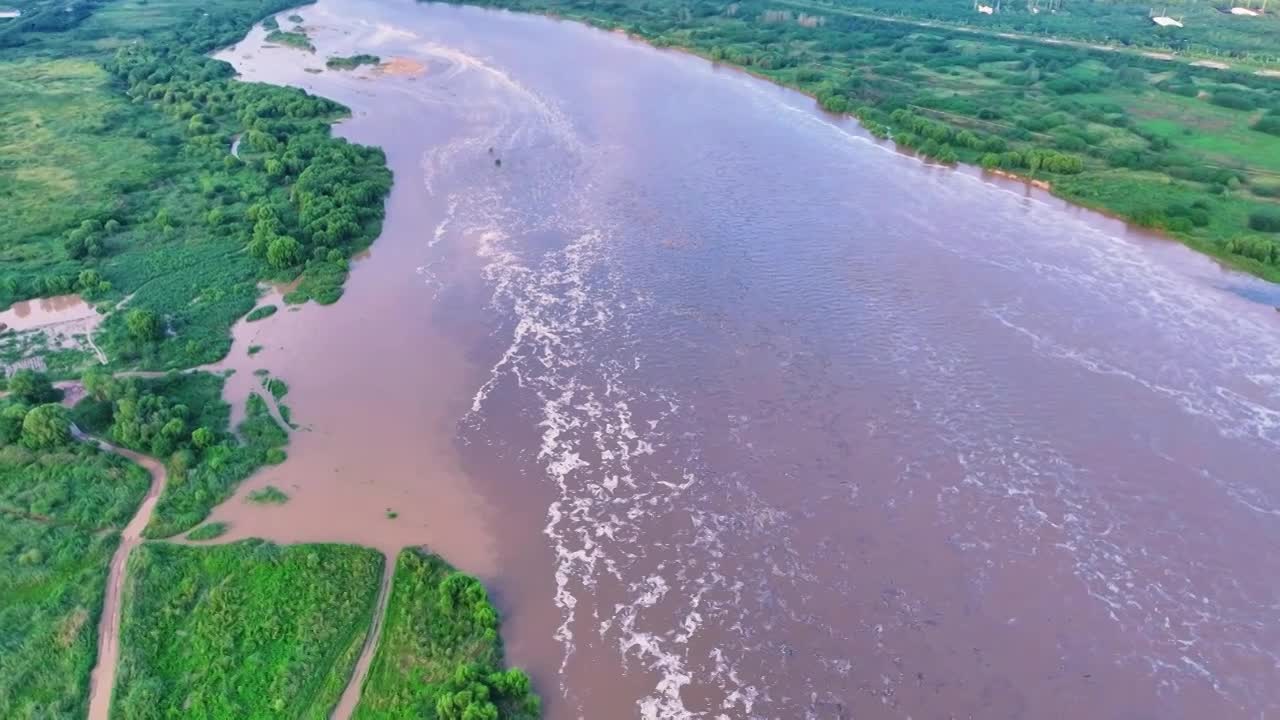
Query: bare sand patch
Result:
<box><xmin>379</xmin><ymin>57</ymin><xmax>426</xmax><ymax>76</ymax></box>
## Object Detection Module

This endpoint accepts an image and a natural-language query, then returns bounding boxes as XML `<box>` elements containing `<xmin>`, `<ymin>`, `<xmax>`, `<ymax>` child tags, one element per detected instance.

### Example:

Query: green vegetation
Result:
<box><xmin>1</xmin><ymin>9</ymin><xmax>538</xmax><ymax>720</ymax></box>
<box><xmin>246</xmin><ymin>304</ymin><xmax>278</xmax><ymax>322</ymax></box>
<box><xmin>248</xmin><ymin>344</ymin><xmax>264</xmax><ymax>355</ymax></box>
<box><xmin>266</xmin><ymin>28</ymin><xmax>314</xmax><ymax>51</ymax></box>
<box><xmin>0</xmin><ymin>327</ymin><xmax>96</xmax><ymax>381</ymax></box>
<box><xmin>763</xmin><ymin>0</ymin><xmax>1280</xmax><ymax>67</ymax></box>
<box><xmin>0</xmin><ymin>381</ymin><xmax>149</xmax><ymax>718</ymax></box>
<box><xmin>326</xmin><ymin>53</ymin><xmax>380</xmax><ymax>70</ymax></box>
<box><xmin>73</xmin><ymin>370</ymin><xmax>287</xmax><ymax>536</ymax></box>
<box><xmin>451</xmin><ymin>0</ymin><xmax>1280</xmax><ymax>280</ymax></box>
<box><xmin>112</xmin><ymin>541</ymin><xmax>384</xmax><ymax>719</ymax></box>
<box><xmin>262</xmin><ymin>15</ymin><xmax>280</xmax><ymax>31</ymax></box>
<box><xmin>0</xmin><ymin>520</ymin><xmax>117</xmax><ymax>718</ymax></box>
<box><xmin>1</xmin><ymin>0</ymin><xmax>391</xmax><ymax>373</ymax></box>
<box><xmin>0</xmin><ymin>401</ymin><xmax>149</xmax><ymax>528</ymax></box>
<box><xmin>354</xmin><ymin>549</ymin><xmax>540</xmax><ymax>720</ymax></box>
<box><xmin>5</xmin><ymin>368</ymin><xmax>61</xmax><ymax>404</ymax></box>
<box><xmin>247</xmin><ymin>484</ymin><xmax>289</xmax><ymax>503</ymax></box>
<box><xmin>186</xmin><ymin>521</ymin><xmax>229</xmax><ymax>540</ymax></box>
<box><xmin>287</xmin><ymin>13</ymin><xmax>304</xmax><ymax>22</ymax></box>
<box><xmin>265</xmin><ymin>375</ymin><xmax>289</xmax><ymax>399</ymax></box>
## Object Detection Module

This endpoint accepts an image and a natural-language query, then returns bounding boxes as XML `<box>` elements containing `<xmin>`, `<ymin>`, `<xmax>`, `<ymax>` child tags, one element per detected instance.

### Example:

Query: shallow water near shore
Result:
<box><xmin>212</xmin><ymin>2</ymin><xmax>1280</xmax><ymax>717</ymax></box>
<box><xmin>0</xmin><ymin>294</ymin><xmax>98</xmax><ymax>332</ymax></box>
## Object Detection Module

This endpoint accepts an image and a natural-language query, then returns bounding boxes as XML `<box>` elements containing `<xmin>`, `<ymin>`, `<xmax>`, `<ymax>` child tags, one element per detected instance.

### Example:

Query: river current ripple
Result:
<box><xmin>245</xmin><ymin>2</ymin><xmax>1280</xmax><ymax>716</ymax></box>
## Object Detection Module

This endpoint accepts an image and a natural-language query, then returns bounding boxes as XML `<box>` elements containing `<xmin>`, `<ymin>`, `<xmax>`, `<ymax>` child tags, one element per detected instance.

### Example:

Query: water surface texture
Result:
<box><xmin>221</xmin><ymin>3</ymin><xmax>1280</xmax><ymax>717</ymax></box>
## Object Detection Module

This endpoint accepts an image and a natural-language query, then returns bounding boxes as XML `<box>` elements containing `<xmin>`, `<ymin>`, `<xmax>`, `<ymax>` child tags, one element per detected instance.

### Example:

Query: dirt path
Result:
<box><xmin>330</xmin><ymin>551</ymin><xmax>395</xmax><ymax>720</ymax></box>
<box><xmin>79</xmin><ymin>428</ymin><xmax>168</xmax><ymax>720</ymax></box>
<box><xmin>85</xmin><ymin>328</ymin><xmax>107</xmax><ymax>365</ymax></box>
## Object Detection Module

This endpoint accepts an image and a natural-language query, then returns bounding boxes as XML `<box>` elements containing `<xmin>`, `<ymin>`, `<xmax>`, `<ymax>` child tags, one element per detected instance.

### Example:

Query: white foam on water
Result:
<box><xmin>885</xmin><ymin>318</ymin><xmax>1280</xmax><ymax>712</ymax></box>
<box><xmin>412</xmin><ymin>41</ymin><xmax>766</xmax><ymax>717</ymax></box>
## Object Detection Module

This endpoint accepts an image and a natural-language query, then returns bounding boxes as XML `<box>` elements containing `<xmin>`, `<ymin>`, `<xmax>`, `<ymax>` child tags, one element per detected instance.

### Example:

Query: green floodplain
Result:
<box><xmin>0</xmin><ymin>0</ymin><xmax>538</xmax><ymax>716</ymax></box>
<box><xmin>1</xmin><ymin>0</ymin><xmax>1279</xmax><ymax>715</ymax></box>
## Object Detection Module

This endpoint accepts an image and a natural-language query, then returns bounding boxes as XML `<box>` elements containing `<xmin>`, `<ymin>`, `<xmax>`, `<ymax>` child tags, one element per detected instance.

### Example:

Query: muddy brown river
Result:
<box><xmin>212</xmin><ymin>3</ymin><xmax>1280</xmax><ymax>717</ymax></box>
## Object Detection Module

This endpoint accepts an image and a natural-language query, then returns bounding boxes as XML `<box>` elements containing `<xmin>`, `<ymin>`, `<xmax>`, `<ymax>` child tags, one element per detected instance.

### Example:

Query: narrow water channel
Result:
<box><xmin>211</xmin><ymin>3</ymin><xmax>1280</xmax><ymax>717</ymax></box>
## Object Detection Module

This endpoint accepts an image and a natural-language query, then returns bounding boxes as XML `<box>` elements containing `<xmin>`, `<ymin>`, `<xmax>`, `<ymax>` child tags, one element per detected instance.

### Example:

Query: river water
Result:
<box><xmin>215</xmin><ymin>3</ymin><xmax>1280</xmax><ymax>717</ymax></box>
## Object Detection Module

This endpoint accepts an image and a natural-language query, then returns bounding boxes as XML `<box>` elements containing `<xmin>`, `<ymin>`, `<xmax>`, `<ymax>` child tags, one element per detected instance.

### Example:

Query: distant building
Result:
<box><xmin>0</xmin><ymin>8</ymin><xmax>22</xmax><ymax>18</ymax></box>
<box><xmin>1151</xmin><ymin>15</ymin><xmax>1184</xmax><ymax>26</ymax></box>
<box><xmin>1230</xmin><ymin>6</ymin><xmax>1260</xmax><ymax>15</ymax></box>
<box><xmin>977</xmin><ymin>4</ymin><xmax>995</xmax><ymax>14</ymax></box>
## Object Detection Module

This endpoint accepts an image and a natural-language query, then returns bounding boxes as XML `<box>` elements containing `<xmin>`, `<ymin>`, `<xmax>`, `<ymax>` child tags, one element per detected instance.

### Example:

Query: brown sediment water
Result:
<box><xmin>0</xmin><ymin>293</ymin><xmax>104</xmax><ymax>365</ymax></box>
<box><xmin>0</xmin><ymin>294</ymin><xmax>97</xmax><ymax>331</ymax></box>
<box><xmin>81</xmin><ymin>433</ymin><xmax>167</xmax><ymax>720</ymax></box>
<box><xmin>195</xmin><ymin>2</ymin><xmax>1280</xmax><ymax>719</ymax></box>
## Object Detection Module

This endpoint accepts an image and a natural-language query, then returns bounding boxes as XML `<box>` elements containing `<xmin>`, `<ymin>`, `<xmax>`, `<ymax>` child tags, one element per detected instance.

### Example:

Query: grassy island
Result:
<box><xmin>266</xmin><ymin>28</ymin><xmax>314</xmax><ymax>51</ymax></box>
<box><xmin>327</xmin><ymin>53</ymin><xmax>381</xmax><ymax>70</ymax></box>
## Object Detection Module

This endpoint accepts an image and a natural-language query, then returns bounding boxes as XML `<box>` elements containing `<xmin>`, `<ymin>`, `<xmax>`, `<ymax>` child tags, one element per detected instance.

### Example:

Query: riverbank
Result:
<box><xmin>447</xmin><ymin>0</ymin><xmax>1280</xmax><ymax>286</ymax></box>
<box><xmin>582</xmin><ymin>16</ymin><xmax>1280</xmax><ymax>287</ymax></box>
<box><xmin>1</xmin><ymin>0</ymin><xmax>540</xmax><ymax>715</ymax></box>
<box><xmin>6</xmin><ymin>0</ymin><xmax>1279</xmax><ymax>716</ymax></box>
<box><xmin>225</xmin><ymin>3</ymin><xmax>1279</xmax><ymax>716</ymax></box>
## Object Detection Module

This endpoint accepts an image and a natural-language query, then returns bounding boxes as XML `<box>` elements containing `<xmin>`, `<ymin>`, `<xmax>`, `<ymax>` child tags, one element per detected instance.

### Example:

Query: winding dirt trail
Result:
<box><xmin>79</xmin><ymin>428</ymin><xmax>168</xmax><ymax>720</ymax></box>
<box><xmin>330</xmin><ymin>551</ymin><xmax>395</xmax><ymax>720</ymax></box>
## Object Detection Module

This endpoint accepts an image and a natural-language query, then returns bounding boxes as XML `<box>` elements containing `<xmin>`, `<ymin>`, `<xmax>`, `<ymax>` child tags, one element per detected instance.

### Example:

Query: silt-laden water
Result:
<box><xmin>216</xmin><ymin>4</ymin><xmax>1280</xmax><ymax>717</ymax></box>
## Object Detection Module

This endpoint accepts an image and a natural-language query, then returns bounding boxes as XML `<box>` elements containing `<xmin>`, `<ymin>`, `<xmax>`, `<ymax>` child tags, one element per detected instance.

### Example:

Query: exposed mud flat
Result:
<box><xmin>207</xmin><ymin>2</ymin><xmax>1280</xmax><ymax>719</ymax></box>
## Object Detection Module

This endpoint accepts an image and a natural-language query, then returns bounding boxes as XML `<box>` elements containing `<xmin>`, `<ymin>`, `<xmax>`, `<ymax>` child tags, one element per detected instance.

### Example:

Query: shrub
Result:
<box><xmin>245</xmin><ymin>305</ymin><xmax>277</xmax><ymax>322</ymax></box>
<box><xmin>1211</xmin><ymin>90</ymin><xmax>1257</xmax><ymax>111</ymax></box>
<box><xmin>1252</xmin><ymin>114</ymin><xmax>1280</xmax><ymax>137</ymax></box>
<box><xmin>1247</xmin><ymin>210</ymin><xmax>1280</xmax><ymax>233</ymax></box>
<box><xmin>247</xmin><ymin>485</ymin><xmax>289</xmax><ymax>503</ymax></box>
<box><xmin>7</xmin><ymin>370</ymin><xmax>59</xmax><ymax>405</ymax></box>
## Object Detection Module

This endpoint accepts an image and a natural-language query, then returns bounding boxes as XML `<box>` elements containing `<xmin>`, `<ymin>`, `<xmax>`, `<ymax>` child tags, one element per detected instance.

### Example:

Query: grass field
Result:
<box><xmin>1</xmin><ymin>0</ymin><xmax>390</xmax><ymax>376</ymax></box>
<box><xmin>354</xmin><ymin>549</ymin><xmax>540</xmax><ymax>720</ymax></box>
<box><xmin>0</xmin><ymin>423</ymin><xmax>150</xmax><ymax>719</ymax></box>
<box><xmin>0</xmin><ymin>520</ymin><xmax>118</xmax><ymax>719</ymax></box>
<box><xmin>112</xmin><ymin>541</ymin><xmax>384</xmax><ymax>719</ymax></box>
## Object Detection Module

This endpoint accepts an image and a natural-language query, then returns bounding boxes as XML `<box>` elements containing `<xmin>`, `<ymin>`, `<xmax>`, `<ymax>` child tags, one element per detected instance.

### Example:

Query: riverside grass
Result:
<box><xmin>111</xmin><ymin>541</ymin><xmax>384</xmax><ymax>719</ymax></box>
<box><xmin>0</xmin><ymin>433</ymin><xmax>150</xmax><ymax>718</ymax></box>
<box><xmin>354</xmin><ymin>549</ymin><xmax>541</xmax><ymax>720</ymax></box>
<box><xmin>451</xmin><ymin>0</ymin><xmax>1280</xmax><ymax>282</ymax></box>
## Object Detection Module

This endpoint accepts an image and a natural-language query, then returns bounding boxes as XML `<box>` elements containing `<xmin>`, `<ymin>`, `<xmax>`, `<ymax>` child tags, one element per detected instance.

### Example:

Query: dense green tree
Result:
<box><xmin>266</xmin><ymin>235</ymin><xmax>302</xmax><ymax>268</ymax></box>
<box><xmin>191</xmin><ymin>426</ymin><xmax>216</xmax><ymax>449</ymax></box>
<box><xmin>7</xmin><ymin>370</ymin><xmax>60</xmax><ymax>405</ymax></box>
<box><xmin>126</xmin><ymin>309</ymin><xmax>163</xmax><ymax>341</ymax></box>
<box><xmin>21</xmin><ymin>404</ymin><xmax>72</xmax><ymax>449</ymax></box>
<box><xmin>0</xmin><ymin>403</ymin><xmax>28</xmax><ymax>445</ymax></box>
